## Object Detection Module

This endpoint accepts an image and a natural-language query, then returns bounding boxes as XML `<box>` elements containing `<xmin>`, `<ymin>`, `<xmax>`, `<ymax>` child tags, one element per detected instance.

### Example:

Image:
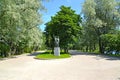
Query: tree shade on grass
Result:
<box><xmin>35</xmin><ymin>51</ymin><xmax>71</xmax><ymax>60</ymax></box>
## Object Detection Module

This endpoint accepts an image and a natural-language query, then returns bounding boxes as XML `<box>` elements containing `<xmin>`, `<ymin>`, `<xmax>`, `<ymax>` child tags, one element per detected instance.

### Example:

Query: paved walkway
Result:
<box><xmin>0</xmin><ymin>50</ymin><xmax>120</xmax><ymax>80</ymax></box>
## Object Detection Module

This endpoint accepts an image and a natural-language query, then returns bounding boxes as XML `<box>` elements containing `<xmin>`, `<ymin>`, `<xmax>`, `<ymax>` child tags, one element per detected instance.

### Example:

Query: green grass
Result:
<box><xmin>35</xmin><ymin>51</ymin><xmax>71</xmax><ymax>60</ymax></box>
<box><xmin>0</xmin><ymin>56</ymin><xmax>2</xmax><ymax>58</ymax></box>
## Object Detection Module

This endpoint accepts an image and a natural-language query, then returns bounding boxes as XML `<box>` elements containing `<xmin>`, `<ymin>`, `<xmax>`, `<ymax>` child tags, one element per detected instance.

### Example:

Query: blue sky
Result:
<box><xmin>40</xmin><ymin>0</ymin><xmax>85</xmax><ymax>31</ymax></box>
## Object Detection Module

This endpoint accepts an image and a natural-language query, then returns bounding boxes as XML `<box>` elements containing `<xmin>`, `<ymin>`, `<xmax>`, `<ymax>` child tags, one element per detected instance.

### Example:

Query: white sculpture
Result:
<box><xmin>54</xmin><ymin>36</ymin><xmax>60</xmax><ymax>56</ymax></box>
<box><xmin>55</xmin><ymin>37</ymin><xmax>59</xmax><ymax>47</ymax></box>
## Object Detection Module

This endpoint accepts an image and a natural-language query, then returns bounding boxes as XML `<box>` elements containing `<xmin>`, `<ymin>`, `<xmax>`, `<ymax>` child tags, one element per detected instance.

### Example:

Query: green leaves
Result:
<box><xmin>45</xmin><ymin>6</ymin><xmax>82</xmax><ymax>50</ymax></box>
<box><xmin>81</xmin><ymin>0</ymin><xmax>120</xmax><ymax>53</ymax></box>
<box><xmin>101</xmin><ymin>33</ymin><xmax>120</xmax><ymax>51</ymax></box>
<box><xmin>0</xmin><ymin>0</ymin><xmax>44</xmax><ymax>56</ymax></box>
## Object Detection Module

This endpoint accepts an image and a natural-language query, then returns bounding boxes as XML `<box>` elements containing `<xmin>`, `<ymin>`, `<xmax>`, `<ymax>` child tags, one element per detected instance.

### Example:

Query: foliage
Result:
<box><xmin>45</xmin><ymin>6</ymin><xmax>82</xmax><ymax>52</ymax></box>
<box><xmin>0</xmin><ymin>42</ymin><xmax>10</xmax><ymax>57</ymax></box>
<box><xmin>101</xmin><ymin>32</ymin><xmax>120</xmax><ymax>52</ymax></box>
<box><xmin>82</xmin><ymin>0</ymin><xmax>120</xmax><ymax>53</ymax></box>
<box><xmin>0</xmin><ymin>0</ymin><xmax>44</xmax><ymax>57</ymax></box>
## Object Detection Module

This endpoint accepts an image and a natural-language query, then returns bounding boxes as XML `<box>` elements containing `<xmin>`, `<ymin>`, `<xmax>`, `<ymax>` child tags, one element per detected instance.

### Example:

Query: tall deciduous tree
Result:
<box><xmin>45</xmin><ymin>6</ymin><xmax>82</xmax><ymax>52</ymax></box>
<box><xmin>0</xmin><ymin>0</ymin><xmax>44</xmax><ymax>57</ymax></box>
<box><xmin>82</xmin><ymin>0</ymin><xmax>120</xmax><ymax>53</ymax></box>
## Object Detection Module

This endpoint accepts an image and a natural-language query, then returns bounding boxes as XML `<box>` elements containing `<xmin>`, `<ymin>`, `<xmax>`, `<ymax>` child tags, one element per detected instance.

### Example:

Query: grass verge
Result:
<box><xmin>0</xmin><ymin>56</ymin><xmax>2</xmax><ymax>58</ymax></box>
<box><xmin>35</xmin><ymin>51</ymin><xmax>71</xmax><ymax>60</ymax></box>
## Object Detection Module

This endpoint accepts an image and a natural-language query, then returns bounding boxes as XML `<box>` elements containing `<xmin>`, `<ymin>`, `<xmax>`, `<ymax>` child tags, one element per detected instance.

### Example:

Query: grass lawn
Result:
<box><xmin>0</xmin><ymin>56</ymin><xmax>2</xmax><ymax>58</ymax></box>
<box><xmin>35</xmin><ymin>51</ymin><xmax>71</xmax><ymax>60</ymax></box>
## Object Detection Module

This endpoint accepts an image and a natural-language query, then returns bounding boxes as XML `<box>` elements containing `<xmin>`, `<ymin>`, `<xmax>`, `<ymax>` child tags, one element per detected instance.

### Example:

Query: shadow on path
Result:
<box><xmin>27</xmin><ymin>51</ymin><xmax>45</xmax><ymax>56</ymax></box>
<box><xmin>69</xmin><ymin>50</ymin><xmax>120</xmax><ymax>61</ymax></box>
<box><xmin>0</xmin><ymin>56</ymin><xmax>18</xmax><ymax>61</ymax></box>
<box><xmin>0</xmin><ymin>51</ymin><xmax>45</xmax><ymax>61</ymax></box>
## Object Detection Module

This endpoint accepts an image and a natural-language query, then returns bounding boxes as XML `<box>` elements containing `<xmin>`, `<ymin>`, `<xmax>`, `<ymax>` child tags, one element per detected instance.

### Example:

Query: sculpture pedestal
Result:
<box><xmin>54</xmin><ymin>47</ymin><xmax>60</xmax><ymax>56</ymax></box>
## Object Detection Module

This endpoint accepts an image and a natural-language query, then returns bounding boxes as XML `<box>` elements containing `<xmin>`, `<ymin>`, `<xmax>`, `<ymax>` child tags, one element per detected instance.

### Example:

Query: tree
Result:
<box><xmin>27</xmin><ymin>27</ymin><xmax>43</xmax><ymax>51</ymax></box>
<box><xmin>82</xmin><ymin>0</ymin><xmax>120</xmax><ymax>53</ymax></box>
<box><xmin>0</xmin><ymin>0</ymin><xmax>44</xmax><ymax>57</ymax></box>
<box><xmin>101</xmin><ymin>32</ymin><xmax>120</xmax><ymax>52</ymax></box>
<box><xmin>45</xmin><ymin>5</ymin><xmax>82</xmax><ymax>52</ymax></box>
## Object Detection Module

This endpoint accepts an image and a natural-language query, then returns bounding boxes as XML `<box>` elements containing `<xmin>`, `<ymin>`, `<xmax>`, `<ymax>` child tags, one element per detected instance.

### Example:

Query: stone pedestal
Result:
<box><xmin>54</xmin><ymin>47</ymin><xmax>60</xmax><ymax>56</ymax></box>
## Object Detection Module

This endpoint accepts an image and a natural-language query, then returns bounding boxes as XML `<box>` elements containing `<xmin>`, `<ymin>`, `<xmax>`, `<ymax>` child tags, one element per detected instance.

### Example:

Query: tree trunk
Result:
<box><xmin>98</xmin><ymin>37</ymin><xmax>104</xmax><ymax>54</ymax></box>
<box><xmin>89</xmin><ymin>43</ymin><xmax>92</xmax><ymax>52</ymax></box>
<box><xmin>52</xmin><ymin>47</ymin><xmax>54</xmax><ymax>53</ymax></box>
<box><xmin>86</xmin><ymin>46</ymin><xmax>88</xmax><ymax>52</ymax></box>
<box><xmin>93</xmin><ymin>43</ymin><xmax>96</xmax><ymax>51</ymax></box>
<box><xmin>64</xmin><ymin>48</ymin><xmax>68</xmax><ymax>53</ymax></box>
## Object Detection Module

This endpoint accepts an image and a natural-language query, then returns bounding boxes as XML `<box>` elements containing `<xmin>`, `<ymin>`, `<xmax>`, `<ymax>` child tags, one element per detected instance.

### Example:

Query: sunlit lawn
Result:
<box><xmin>35</xmin><ymin>51</ymin><xmax>71</xmax><ymax>59</ymax></box>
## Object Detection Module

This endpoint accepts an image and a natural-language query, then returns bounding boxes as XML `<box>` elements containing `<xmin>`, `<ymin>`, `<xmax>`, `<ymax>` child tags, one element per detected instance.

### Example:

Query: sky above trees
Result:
<box><xmin>40</xmin><ymin>0</ymin><xmax>84</xmax><ymax>31</ymax></box>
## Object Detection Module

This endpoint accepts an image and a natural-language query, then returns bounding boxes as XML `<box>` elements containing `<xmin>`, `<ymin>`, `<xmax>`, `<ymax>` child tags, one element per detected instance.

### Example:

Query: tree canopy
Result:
<box><xmin>0</xmin><ymin>0</ymin><xmax>44</xmax><ymax>57</ymax></box>
<box><xmin>81</xmin><ymin>0</ymin><xmax>120</xmax><ymax>53</ymax></box>
<box><xmin>45</xmin><ymin>5</ymin><xmax>82</xmax><ymax>52</ymax></box>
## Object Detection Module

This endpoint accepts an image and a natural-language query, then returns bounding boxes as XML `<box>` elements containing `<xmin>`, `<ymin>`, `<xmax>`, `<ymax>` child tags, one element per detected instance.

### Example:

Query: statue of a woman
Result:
<box><xmin>54</xmin><ymin>36</ymin><xmax>59</xmax><ymax>47</ymax></box>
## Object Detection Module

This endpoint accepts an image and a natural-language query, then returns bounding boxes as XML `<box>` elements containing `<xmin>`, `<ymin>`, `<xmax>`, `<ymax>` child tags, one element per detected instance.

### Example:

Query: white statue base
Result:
<box><xmin>54</xmin><ymin>47</ymin><xmax>60</xmax><ymax>56</ymax></box>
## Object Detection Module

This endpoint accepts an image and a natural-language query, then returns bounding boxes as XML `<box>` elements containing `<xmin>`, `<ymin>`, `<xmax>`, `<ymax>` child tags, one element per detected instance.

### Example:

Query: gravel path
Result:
<box><xmin>0</xmin><ymin>50</ymin><xmax>120</xmax><ymax>80</ymax></box>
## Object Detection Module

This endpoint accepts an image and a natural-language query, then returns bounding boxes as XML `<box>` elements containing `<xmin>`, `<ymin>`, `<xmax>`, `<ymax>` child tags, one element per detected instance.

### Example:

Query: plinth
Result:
<box><xmin>54</xmin><ymin>47</ymin><xmax>60</xmax><ymax>56</ymax></box>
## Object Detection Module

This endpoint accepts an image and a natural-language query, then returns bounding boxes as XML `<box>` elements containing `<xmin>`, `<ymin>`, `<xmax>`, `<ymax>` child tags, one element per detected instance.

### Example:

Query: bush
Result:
<box><xmin>101</xmin><ymin>33</ymin><xmax>120</xmax><ymax>52</ymax></box>
<box><xmin>0</xmin><ymin>43</ymin><xmax>10</xmax><ymax>57</ymax></box>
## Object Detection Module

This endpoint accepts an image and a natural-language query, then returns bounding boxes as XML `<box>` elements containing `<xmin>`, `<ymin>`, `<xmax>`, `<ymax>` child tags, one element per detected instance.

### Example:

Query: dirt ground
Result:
<box><xmin>0</xmin><ymin>50</ymin><xmax>120</xmax><ymax>80</ymax></box>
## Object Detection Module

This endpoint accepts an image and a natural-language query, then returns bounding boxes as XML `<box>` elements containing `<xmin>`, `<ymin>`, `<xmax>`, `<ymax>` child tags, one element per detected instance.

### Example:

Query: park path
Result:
<box><xmin>0</xmin><ymin>50</ymin><xmax>120</xmax><ymax>80</ymax></box>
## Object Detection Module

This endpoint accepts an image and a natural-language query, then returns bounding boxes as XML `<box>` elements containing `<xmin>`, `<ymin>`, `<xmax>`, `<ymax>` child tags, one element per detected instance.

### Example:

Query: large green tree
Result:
<box><xmin>82</xmin><ymin>0</ymin><xmax>120</xmax><ymax>53</ymax></box>
<box><xmin>45</xmin><ymin>6</ymin><xmax>82</xmax><ymax>52</ymax></box>
<box><xmin>0</xmin><ymin>0</ymin><xmax>44</xmax><ymax>57</ymax></box>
